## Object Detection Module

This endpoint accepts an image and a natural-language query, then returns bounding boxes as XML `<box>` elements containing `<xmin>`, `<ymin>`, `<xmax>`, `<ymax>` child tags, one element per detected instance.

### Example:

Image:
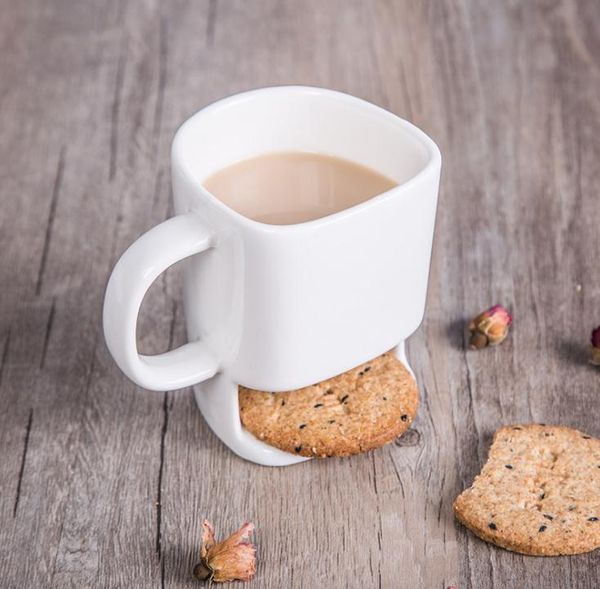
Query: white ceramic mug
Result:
<box><xmin>103</xmin><ymin>86</ymin><xmax>441</xmax><ymax>466</ymax></box>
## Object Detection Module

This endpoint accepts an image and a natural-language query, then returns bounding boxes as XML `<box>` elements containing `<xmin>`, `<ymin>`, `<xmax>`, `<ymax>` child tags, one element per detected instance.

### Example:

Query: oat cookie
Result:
<box><xmin>453</xmin><ymin>424</ymin><xmax>600</xmax><ymax>556</ymax></box>
<box><xmin>238</xmin><ymin>352</ymin><xmax>419</xmax><ymax>458</ymax></box>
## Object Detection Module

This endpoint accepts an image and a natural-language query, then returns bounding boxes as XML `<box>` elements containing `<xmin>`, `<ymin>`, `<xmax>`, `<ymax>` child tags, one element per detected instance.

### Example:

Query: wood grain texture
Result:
<box><xmin>0</xmin><ymin>0</ymin><xmax>599</xmax><ymax>587</ymax></box>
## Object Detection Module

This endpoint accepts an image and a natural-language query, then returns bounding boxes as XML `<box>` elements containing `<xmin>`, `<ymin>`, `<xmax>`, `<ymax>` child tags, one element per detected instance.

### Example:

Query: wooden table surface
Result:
<box><xmin>1</xmin><ymin>0</ymin><xmax>599</xmax><ymax>587</ymax></box>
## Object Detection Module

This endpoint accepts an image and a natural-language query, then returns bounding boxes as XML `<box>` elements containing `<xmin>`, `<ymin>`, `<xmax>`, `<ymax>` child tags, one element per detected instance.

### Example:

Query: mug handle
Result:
<box><xmin>103</xmin><ymin>213</ymin><xmax>219</xmax><ymax>391</ymax></box>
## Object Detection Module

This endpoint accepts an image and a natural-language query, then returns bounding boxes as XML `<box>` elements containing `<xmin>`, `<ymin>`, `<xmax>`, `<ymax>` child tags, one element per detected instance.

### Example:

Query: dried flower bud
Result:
<box><xmin>468</xmin><ymin>304</ymin><xmax>512</xmax><ymax>349</ymax></box>
<box><xmin>194</xmin><ymin>520</ymin><xmax>256</xmax><ymax>583</ymax></box>
<box><xmin>591</xmin><ymin>326</ymin><xmax>600</xmax><ymax>366</ymax></box>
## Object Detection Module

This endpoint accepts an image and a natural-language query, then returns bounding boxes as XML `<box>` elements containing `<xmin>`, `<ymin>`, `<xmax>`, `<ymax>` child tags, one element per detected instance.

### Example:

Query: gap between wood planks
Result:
<box><xmin>36</xmin><ymin>149</ymin><xmax>65</xmax><ymax>296</ymax></box>
<box><xmin>155</xmin><ymin>301</ymin><xmax>177</xmax><ymax>587</ymax></box>
<box><xmin>13</xmin><ymin>409</ymin><xmax>34</xmax><ymax>517</ymax></box>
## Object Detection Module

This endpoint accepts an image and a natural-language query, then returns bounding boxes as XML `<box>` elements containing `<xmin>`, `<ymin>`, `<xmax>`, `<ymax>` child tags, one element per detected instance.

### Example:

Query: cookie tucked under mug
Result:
<box><xmin>102</xmin><ymin>86</ymin><xmax>441</xmax><ymax>466</ymax></box>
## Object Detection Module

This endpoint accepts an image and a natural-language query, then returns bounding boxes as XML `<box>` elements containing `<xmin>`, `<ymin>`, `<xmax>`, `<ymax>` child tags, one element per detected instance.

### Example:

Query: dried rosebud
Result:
<box><xmin>591</xmin><ymin>326</ymin><xmax>600</xmax><ymax>366</ymax></box>
<box><xmin>468</xmin><ymin>304</ymin><xmax>512</xmax><ymax>349</ymax></box>
<box><xmin>193</xmin><ymin>520</ymin><xmax>256</xmax><ymax>583</ymax></box>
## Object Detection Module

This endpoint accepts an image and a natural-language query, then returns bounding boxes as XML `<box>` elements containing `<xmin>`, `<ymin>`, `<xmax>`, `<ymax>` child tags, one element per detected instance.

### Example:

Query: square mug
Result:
<box><xmin>103</xmin><ymin>86</ymin><xmax>441</xmax><ymax>466</ymax></box>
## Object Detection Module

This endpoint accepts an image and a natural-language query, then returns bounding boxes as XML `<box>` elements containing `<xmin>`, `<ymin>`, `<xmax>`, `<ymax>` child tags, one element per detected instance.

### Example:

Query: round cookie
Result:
<box><xmin>238</xmin><ymin>351</ymin><xmax>419</xmax><ymax>458</ymax></box>
<box><xmin>453</xmin><ymin>424</ymin><xmax>600</xmax><ymax>556</ymax></box>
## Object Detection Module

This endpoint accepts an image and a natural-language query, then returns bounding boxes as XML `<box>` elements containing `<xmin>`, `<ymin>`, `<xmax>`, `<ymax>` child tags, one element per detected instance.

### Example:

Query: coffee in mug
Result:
<box><xmin>203</xmin><ymin>151</ymin><xmax>397</xmax><ymax>225</ymax></box>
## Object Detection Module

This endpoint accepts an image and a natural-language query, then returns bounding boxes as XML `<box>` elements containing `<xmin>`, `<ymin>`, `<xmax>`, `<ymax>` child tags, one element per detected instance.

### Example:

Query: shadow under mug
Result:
<box><xmin>103</xmin><ymin>86</ymin><xmax>441</xmax><ymax>466</ymax></box>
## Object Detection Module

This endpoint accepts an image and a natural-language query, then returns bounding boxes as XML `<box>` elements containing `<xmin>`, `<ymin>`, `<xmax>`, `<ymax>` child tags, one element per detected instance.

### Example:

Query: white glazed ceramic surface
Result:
<box><xmin>103</xmin><ymin>86</ymin><xmax>441</xmax><ymax>466</ymax></box>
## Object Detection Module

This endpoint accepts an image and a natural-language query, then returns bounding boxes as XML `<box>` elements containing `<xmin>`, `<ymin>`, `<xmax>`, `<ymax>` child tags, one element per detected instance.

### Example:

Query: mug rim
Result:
<box><xmin>172</xmin><ymin>85</ymin><xmax>442</xmax><ymax>231</ymax></box>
